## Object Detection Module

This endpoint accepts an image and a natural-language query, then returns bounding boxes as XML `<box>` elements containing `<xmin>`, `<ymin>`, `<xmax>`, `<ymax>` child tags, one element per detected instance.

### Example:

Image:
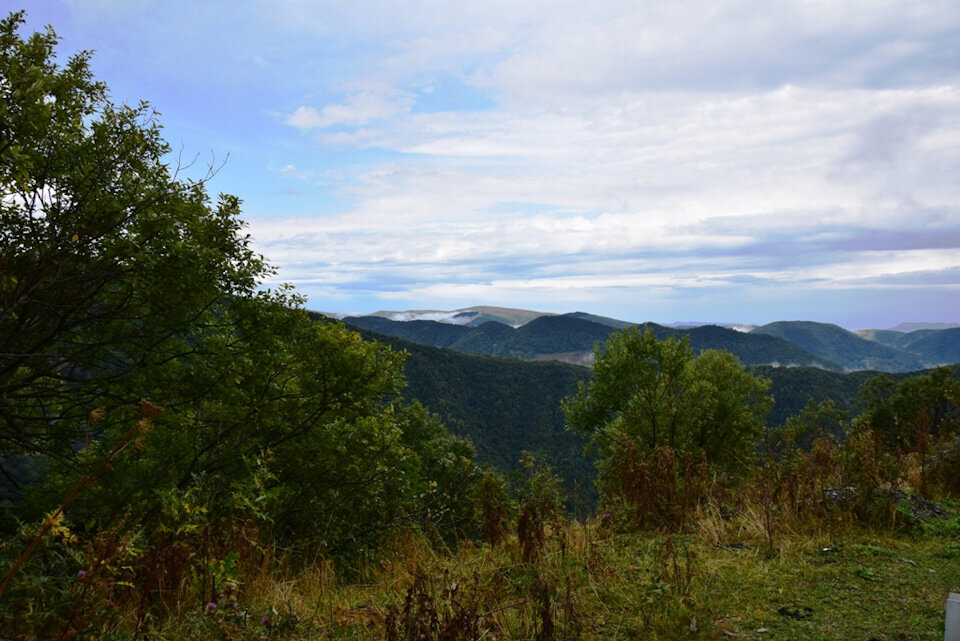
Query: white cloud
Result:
<box><xmin>279</xmin><ymin>164</ymin><xmax>314</xmax><ymax>180</ymax></box>
<box><xmin>285</xmin><ymin>90</ymin><xmax>415</xmax><ymax>129</ymax></box>
<box><xmin>44</xmin><ymin>0</ymin><xmax>960</xmax><ymax>323</ymax></box>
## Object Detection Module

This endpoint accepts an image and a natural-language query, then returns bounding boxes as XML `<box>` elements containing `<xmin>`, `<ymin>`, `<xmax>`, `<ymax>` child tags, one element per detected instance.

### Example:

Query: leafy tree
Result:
<box><xmin>0</xmin><ymin>13</ymin><xmax>493</xmax><ymax>634</ymax></box>
<box><xmin>563</xmin><ymin>328</ymin><xmax>771</xmax><ymax>528</ymax></box>
<box><xmin>0</xmin><ymin>11</ymin><xmax>482</xmax><ymax>563</ymax></box>
<box><xmin>857</xmin><ymin>367</ymin><xmax>960</xmax><ymax>452</ymax></box>
<box><xmin>890</xmin><ymin>367</ymin><xmax>960</xmax><ymax>441</ymax></box>
<box><xmin>854</xmin><ymin>367</ymin><xmax>960</xmax><ymax>497</ymax></box>
<box><xmin>0</xmin><ymin>10</ymin><xmax>267</xmax><ymax>484</ymax></box>
<box><xmin>856</xmin><ymin>374</ymin><xmax>899</xmax><ymax>448</ymax></box>
<box><xmin>764</xmin><ymin>398</ymin><xmax>847</xmax><ymax>456</ymax></box>
<box><xmin>563</xmin><ymin>327</ymin><xmax>772</xmax><ymax>476</ymax></box>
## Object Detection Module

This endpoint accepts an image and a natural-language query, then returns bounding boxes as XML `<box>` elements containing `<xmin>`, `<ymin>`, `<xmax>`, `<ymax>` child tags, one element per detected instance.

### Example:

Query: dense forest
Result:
<box><xmin>340</xmin><ymin>320</ymin><xmax>960</xmax><ymax>496</ymax></box>
<box><xmin>2</xmin><ymin>12</ymin><xmax>959</xmax><ymax>640</ymax></box>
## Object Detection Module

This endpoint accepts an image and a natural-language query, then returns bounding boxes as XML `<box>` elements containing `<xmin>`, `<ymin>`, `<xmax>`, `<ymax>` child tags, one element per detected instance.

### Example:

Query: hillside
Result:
<box><xmin>902</xmin><ymin>327</ymin><xmax>960</xmax><ymax>364</ymax></box>
<box><xmin>327</xmin><ymin>315</ymin><xmax>957</xmax><ymax>494</ymax></box>
<box><xmin>752</xmin><ymin>321</ymin><xmax>926</xmax><ymax>372</ymax></box>
<box><xmin>855</xmin><ymin>328</ymin><xmax>912</xmax><ymax>348</ymax></box>
<box><xmin>860</xmin><ymin>327</ymin><xmax>960</xmax><ymax>365</ymax></box>
<box><xmin>344</xmin><ymin>314</ymin><xmax>836</xmax><ymax>369</ymax></box>
<box><xmin>335</xmin><ymin>323</ymin><xmax>594</xmax><ymax>495</ymax></box>
<box><xmin>565</xmin><ymin>310</ymin><xmax>635</xmax><ymax>329</ymax></box>
<box><xmin>677</xmin><ymin>324</ymin><xmax>839</xmax><ymax>369</ymax></box>
<box><xmin>511</xmin><ymin>315</ymin><xmax>614</xmax><ymax>356</ymax></box>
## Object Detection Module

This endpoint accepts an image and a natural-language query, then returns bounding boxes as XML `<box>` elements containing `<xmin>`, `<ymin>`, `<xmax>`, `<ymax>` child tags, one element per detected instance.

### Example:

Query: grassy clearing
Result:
<box><xmin>146</xmin><ymin>510</ymin><xmax>960</xmax><ymax>640</ymax></box>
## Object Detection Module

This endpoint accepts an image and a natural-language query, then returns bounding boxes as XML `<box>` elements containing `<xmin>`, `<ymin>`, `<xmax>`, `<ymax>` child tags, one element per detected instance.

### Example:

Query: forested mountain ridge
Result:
<box><xmin>752</xmin><ymin>320</ymin><xmax>927</xmax><ymax>372</ymax></box>
<box><xmin>348</xmin><ymin>309</ymin><xmax>960</xmax><ymax>373</ymax></box>
<box><xmin>366</xmin><ymin>305</ymin><xmax>549</xmax><ymax>327</ymax></box>
<box><xmin>858</xmin><ymin>327</ymin><xmax>960</xmax><ymax>366</ymax></box>
<box><xmin>324</xmin><ymin>313</ymin><xmax>960</xmax><ymax>494</ymax></box>
<box><xmin>343</xmin><ymin>313</ymin><xmax>837</xmax><ymax>369</ymax></box>
<box><xmin>317</xmin><ymin>314</ymin><xmax>594</xmax><ymax>493</ymax></box>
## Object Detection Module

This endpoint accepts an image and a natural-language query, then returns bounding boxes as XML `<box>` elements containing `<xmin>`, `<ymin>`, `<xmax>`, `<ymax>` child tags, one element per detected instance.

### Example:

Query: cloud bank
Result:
<box><xmin>30</xmin><ymin>0</ymin><xmax>960</xmax><ymax>327</ymax></box>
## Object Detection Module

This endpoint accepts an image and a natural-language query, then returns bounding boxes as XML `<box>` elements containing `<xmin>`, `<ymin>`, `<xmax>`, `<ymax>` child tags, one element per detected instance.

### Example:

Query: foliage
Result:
<box><xmin>0</xmin><ymin>10</ymin><xmax>268</xmax><ymax>478</ymax></box>
<box><xmin>384</xmin><ymin>572</ymin><xmax>482</xmax><ymax>641</ymax></box>
<box><xmin>352</xmin><ymin>314</ymin><xmax>959</xmax><ymax>508</ymax></box>
<box><xmin>564</xmin><ymin>327</ymin><xmax>772</xmax><ymax>475</ymax></box>
<box><xmin>0</xmin><ymin>13</ymin><xmax>489</xmax><ymax>632</ymax></box>
<box><xmin>471</xmin><ymin>468</ymin><xmax>513</xmax><ymax>547</ymax></box>
<box><xmin>354</xmin><ymin>326</ymin><xmax>595</xmax><ymax>500</ymax></box>
<box><xmin>513</xmin><ymin>454</ymin><xmax>564</xmax><ymax>562</ymax></box>
<box><xmin>140</xmin><ymin>514</ymin><xmax>960</xmax><ymax>641</ymax></box>
<box><xmin>563</xmin><ymin>328</ymin><xmax>771</xmax><ymax>528</ymax></box>
<box><xmin>0</xmin><ymin>513</ymin><xmax>143</xmax><ymax>639</ymax></box>
<box><xmin>600</xmin><ymin>445</ymin><xmax>712</xmax><ymax>532</ymax></box>
<box><xmin>855</xmin><ymin>366</ymin><xmax>960</xmax><ymax>497</ymax></box>
<box><xmin>763</xmin><ymin>399</ymin><xmax>848</xmax><ymax>456</ymax></box>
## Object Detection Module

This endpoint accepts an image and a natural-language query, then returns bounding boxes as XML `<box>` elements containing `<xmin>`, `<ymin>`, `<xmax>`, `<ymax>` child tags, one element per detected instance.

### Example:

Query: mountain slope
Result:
<box><xmin>344</xmin><ymin>314</ymin><xmax>835</xmax><ymax>369</ymax></box>
<box><xmin>343</xmin><ymin>315</ymin><xmax>472</xmax><ymax>348</ymax></box>
<box><xmin>752</xmin><ymin>321</ymin><xmax>925</xmax><ymax>372</ymax></box>
<box><xmin>512</xmin><ymin>315</ymin><xmax>615</xmax><ymax>356</ymax></box>
<box><xmin>565</xmin><ymin>311</ymin><xmax>635</xmax><ymax>329</ymax></box>
<box><xmin>677</xmin><ymin>324</ymin><xmax>839</xmax><ymax>369</ymax></box>
<box><xmin>856</xmin><ymin>329</ymin><xmax>910</xmax><ymax>348</ymax></box>
<box><xmin>901</xmin><ymin>327</ymin><xmax>960</xmax><ymax>365</ymax></box>
<box><xmin>317</xmin><ymin>313</ymin><xmax>958</xmax><ymax>498</ymax></box>
<box><xmin>344</xmin><ymin>326</ymin><xmax>594</xmax><ymax>497</ymax></box>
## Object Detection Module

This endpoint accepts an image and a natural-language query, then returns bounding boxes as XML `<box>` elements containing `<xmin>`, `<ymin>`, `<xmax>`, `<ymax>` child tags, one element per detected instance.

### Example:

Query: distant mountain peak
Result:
<box><xmin>890</xmin><ymin>321</ymin><xmax>960</xmax><ymax>332</ymax></box>
<box><xmin>362</xmin><ymin>306</ymin><xmax>552</xmax><ymax>328</ymax></box>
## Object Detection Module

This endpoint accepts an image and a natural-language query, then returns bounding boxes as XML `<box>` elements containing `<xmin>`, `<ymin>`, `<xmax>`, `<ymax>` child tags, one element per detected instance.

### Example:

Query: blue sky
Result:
<box><xmin>17</xmin><ymin>0</ymin><xmax>960</xmax><ymax>328</ymax></box>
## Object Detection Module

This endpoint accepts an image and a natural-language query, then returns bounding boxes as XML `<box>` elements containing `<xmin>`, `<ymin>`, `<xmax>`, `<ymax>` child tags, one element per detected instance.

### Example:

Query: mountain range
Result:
<box><xmin>340</xmin><ymin>307</ymin><xmax>960</xmax><ymax>373</ymax></box>
<box><xmin>315</xmin><ymin>310</ymin><xmax>960</xmax><ymax>500</ymax></box>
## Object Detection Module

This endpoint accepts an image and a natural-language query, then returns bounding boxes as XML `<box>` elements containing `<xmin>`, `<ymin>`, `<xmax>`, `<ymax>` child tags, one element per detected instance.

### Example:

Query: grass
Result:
<box><xmin>144</xmin><ymin>509</ymin><xmax>960</xmax><ymax>640</ymax></box>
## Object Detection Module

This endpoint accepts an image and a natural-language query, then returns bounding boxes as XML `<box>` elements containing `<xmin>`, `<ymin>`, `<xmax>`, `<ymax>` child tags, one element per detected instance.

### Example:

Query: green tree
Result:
<box><xmin>766</xmin><ymin>398</ymin><xmax>847</xmax><ymax>456</ymax></box>
<box><xmin>563</xmin><ymin>328</ymin><xmax>771</xmax><ymax>528</ymax></box>
<box><xmin>857</xmin><ymin>367</ymin><xmax>960</xmax><ymax>452</ymax></box>
<box><xmin>0</xmin><ymin>10</ymin><xmax>267</xmax><ymax>482</ymax></box>
<box><xmin>563</xmin><ymin>327</ymin><xmax>772</xmax><ymax>475</ymax></box>
<box><xmin>0</xmin><ymin>10</ymin><xmax>482</xmax><ymax>563</ymax></box>
<box><xmin>854</xmin><ymin>367</ymin><xmax>960</xmax><ymax>497</ymax></box>
<box><xmin>856</xmin><ymin>374</ymin><xmax>898</xmax><ymax>448</ymax></box>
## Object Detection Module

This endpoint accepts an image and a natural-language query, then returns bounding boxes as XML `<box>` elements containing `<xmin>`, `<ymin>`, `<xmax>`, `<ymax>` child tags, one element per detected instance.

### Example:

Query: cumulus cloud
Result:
<box><xmin>286</xmin><ymin>90</ymin><xmax>415</xmax><ymax>129</ymax></box>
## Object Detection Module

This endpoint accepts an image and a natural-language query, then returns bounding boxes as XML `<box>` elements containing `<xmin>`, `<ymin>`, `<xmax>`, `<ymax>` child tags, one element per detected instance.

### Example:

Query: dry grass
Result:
<box><xmin>141</xmin><ymin>504</ymin><xmax>960</xmax><ymax>641</ymax></box>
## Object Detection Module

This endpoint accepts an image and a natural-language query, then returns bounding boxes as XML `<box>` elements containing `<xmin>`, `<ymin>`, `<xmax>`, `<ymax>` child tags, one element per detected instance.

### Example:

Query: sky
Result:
<box><xmin>16</xmin><ymin>0</ymin><xmax>960</xmax><ymax>329</ymax></box>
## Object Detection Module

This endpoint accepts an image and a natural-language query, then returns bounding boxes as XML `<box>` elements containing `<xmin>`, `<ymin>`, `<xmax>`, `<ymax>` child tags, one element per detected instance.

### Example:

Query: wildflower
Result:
<box><xmin>77</xmin><ymin>569</ymin><xmax>87</xmax><ymax>580</ymax></box>
<box><xmin>206</xmin><ymin>602</ymin><xmax>217</xmax><ymax>612</ymax></box>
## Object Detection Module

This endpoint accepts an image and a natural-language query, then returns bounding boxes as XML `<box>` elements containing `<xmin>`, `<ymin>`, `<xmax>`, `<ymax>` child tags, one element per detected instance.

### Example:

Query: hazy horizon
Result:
<box><xmin>19</xmin><ymin>1</ymin><xmax>960</xmax><ymax>328</ymax></box>
<box><xmin>319</xmin><ymin>304</ymin><xmax>960</xmax><ymax>332</ymax></box>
